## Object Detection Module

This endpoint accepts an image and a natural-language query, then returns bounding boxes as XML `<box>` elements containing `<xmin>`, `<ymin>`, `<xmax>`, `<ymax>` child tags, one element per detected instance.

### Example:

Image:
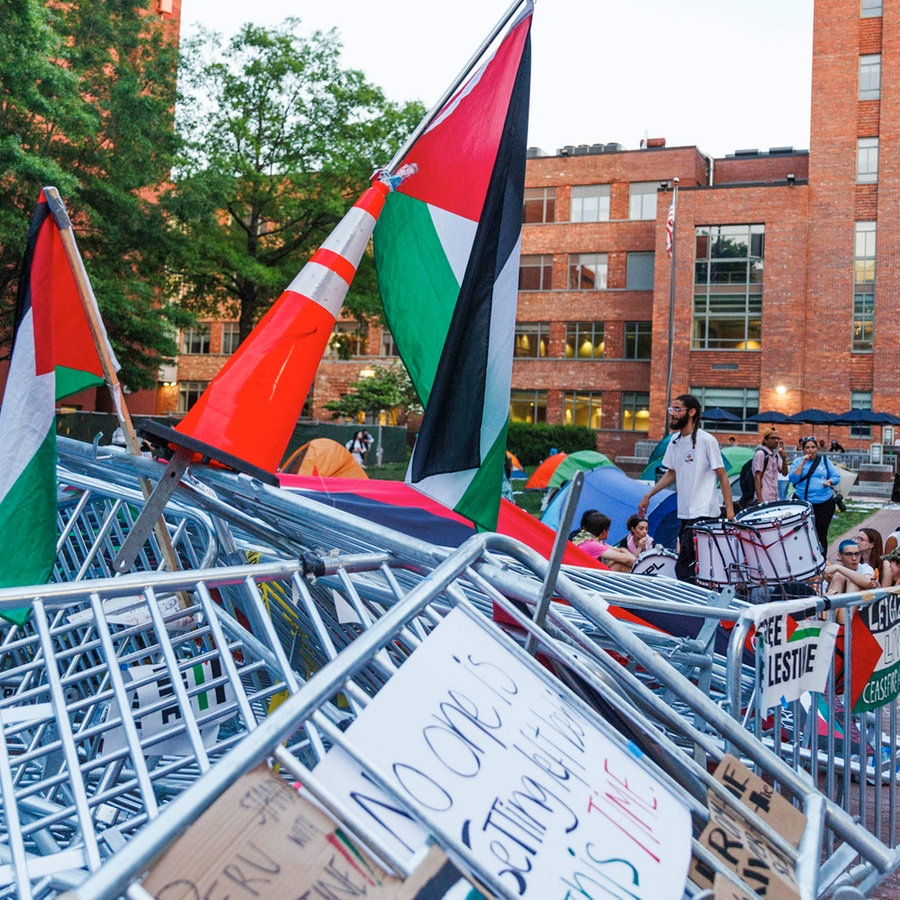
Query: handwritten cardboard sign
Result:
<box><xmin>757</xmin><ymin>614</ymin><xmax>839</xmax><ymax>709</ymax></box>
<box><xmin>315</xmin><ymin>607</ymin><xmax>692</xmax><ymax>899</ymax></box>
<box><xmin>851</xmin><ymin>593</ymin><xmax>900</xmax><ymax>712</ymax></box>
<box><xmin>141</xmin><ymin>766</ymin><xmax>477</xmax><ymax>899</ymax></box>
<box><xmin>713</xmin><ymin>754</ymin><xmax>806</xmax><ymax>848</ymax></box>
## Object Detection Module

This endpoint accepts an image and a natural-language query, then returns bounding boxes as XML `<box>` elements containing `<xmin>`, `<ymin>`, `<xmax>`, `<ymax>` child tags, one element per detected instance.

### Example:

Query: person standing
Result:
<box><xmin>638</xmin><ymin>394</ymin><xmax>734</xmax><ymax>582</ymax></box>
<box><xmin>752</xmin><ymin>429</ymin><xmax>788</xmax><ymax>504</ymax></box>
<box><xmin>788</xmin><ymin>436</ymin><xmax>841</xmax><ymax>554</ymax></box>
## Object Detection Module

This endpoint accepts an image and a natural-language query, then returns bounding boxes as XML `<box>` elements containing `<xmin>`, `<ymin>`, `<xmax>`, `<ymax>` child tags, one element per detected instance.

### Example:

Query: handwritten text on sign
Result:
<box><xmin>315</xmin><ymin>608</ymin><xmax>691</xmax><ymax>898</ymax></box>
<box><xmin>757</xmin><ymin>615</ymin><xmax>839</xmax><ymax>710</ymax></box>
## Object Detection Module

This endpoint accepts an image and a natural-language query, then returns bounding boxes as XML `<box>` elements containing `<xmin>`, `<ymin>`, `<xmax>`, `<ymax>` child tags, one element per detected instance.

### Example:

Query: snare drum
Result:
<box><xmin>733</xmin><ymin>499</ymin><xmax>822</xmax><ymax>582</ymax></box>
<box><xmin>692</xmin><ymin>518</ymin><xmax>743</xmax><ymax>588</ymax></box>
<box><xmin>631</xmin><ymin>547</ymin><xmax>678</xmax><ymax>578</ymax></box>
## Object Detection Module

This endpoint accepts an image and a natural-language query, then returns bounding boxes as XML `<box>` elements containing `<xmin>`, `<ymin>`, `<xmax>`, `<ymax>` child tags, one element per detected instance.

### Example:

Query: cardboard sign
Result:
<box><xmin>757</xmin><ymin>614</ymin><xmax>839</xmax><ymax>709</ymax></box>
<box><xmin>315</xmin><ymin>607</ymin><xmax>692</xmax><ymax>899</ymax></box>
<box><xmin>851</xmin><ymin>593</ymin><xmax>900</xmax><ymax>713</ymax></box>
<box><xmin>713</xmin><ymin>755</ymin><xmax>807</xmax><ymax>848</ymax></box>
<box><xmin>712</xmin><ymin>871</ymin><xmax>759</xmax><ymax>900</ymax></box>
<box><xmin>141</xmin><ymin>766</ymin><xmax>480</xmax><ymax>899</ymax></box>
<box><xmin>694</xmin><ymin>793</ymin><xmax>799</xmax><ymax>899</ymax></box>
<box><xmin>103</xmin><ymin>660</ymin><xmax>235</xmax><ymax>756</ymax></box>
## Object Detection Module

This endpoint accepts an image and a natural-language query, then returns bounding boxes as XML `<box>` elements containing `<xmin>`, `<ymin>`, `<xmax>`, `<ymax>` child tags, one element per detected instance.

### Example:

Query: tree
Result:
<box><xmin>164</xmin><ymin>20</ymin><xmax>425</xmax><ymax>344</ymax></box>
<box><xmin>324</xmin><ymin>364</ymin><xmax>422</xmax><ymax>424</ymax></box>
<box><xmin>0</xmin><ymin>0</ymin><xmax>191</xmax><ymax>389</ymax></box>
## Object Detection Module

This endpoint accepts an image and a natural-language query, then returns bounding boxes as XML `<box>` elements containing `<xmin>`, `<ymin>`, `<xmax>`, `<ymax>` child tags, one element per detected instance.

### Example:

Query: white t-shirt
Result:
<box><xmin>662</xmin><ymin>428</ymin><xmax>725</xmax><ymax>520</ymax></box>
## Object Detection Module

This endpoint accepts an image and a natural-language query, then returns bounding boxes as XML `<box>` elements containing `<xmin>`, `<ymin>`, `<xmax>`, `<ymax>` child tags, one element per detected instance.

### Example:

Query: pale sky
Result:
<box><xmin>178</xmin><ymin>0</ymin><xmax>814</xmax><ymax>160</ymax></box>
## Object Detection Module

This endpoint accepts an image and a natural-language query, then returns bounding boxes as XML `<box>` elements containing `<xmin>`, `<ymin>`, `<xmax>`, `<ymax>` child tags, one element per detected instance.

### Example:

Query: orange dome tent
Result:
<box><xmin>524</xmin><ymin>452</ymin><xmax>567</xmax><ymax>489</ymax></box>
<box><xmin>279</xmin><ymin>438</ymin><xmax>368</xmax><ymax>479</ymax></box>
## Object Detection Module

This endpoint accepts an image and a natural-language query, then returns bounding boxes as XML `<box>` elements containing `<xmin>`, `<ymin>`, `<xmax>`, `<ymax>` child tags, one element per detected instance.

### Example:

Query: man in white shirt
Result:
<box><xmin>639</xmin><ymin>394</ymin><xmax>734</xmax><ymax>582</ymax></box>
<box><xmin>825</xmin><ymin>539</ymin><xmax>878</xmax><ymax>594</ymax></box>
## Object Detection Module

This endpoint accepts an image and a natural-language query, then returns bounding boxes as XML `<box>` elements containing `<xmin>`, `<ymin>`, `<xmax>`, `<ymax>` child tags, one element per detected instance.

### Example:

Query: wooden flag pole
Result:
<box><xmin>43</xmin><ymin>187</ymin><xmax>186</xmax><ymax>584</ymax></box>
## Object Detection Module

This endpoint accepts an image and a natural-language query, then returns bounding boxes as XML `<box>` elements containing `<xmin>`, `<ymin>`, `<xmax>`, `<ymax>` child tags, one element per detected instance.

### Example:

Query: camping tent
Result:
<box><xmin>280</xmin><ymin>438</ymin><xmax>368</xmax><ymax>479</ymax></box>
<box><xmin>541</xmin><ymin>466</ymin><xmax>680</xmax><ymax>549</ymax></box>
<box><xmin>547</xmin><ymin>450</ymin><xmax>616</xmax><ymax>488</ymax></box>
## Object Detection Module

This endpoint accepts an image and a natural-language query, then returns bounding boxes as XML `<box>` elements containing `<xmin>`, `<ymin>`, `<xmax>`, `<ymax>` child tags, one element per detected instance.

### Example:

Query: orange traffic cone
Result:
<box><xmin>168</xmin><ymin>180</ymin><xmax>388</xmax><ymax>476</ymax></box>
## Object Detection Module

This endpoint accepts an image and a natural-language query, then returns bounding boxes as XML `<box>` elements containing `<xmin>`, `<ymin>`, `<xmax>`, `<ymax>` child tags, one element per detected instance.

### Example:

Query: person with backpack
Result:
<box><xmin>748</xmin><ymin>429</ymin><xmax>787</xmax><ymax>506</ymax></box>
<box><xmin>788</xmin><ymin>435</ymin><xmax>842</xmax><ymax>553</ymax></box>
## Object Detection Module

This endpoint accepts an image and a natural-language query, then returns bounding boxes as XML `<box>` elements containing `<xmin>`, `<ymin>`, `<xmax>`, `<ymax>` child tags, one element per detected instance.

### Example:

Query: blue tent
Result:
<box><xmin>542</xmin><ymin>466</ymin><xmax>680</xmax><ymax>550</ymax></box>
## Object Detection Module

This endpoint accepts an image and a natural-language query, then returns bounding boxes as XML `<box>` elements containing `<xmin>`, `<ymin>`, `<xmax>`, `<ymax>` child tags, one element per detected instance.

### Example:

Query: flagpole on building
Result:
<box><xmin>43</xmin><ymin>187</ymin><xmax>184</xmax><ymax>578</ymax></box>
<box><xmin>664</xmin><ymin>177</ymin><xmax>679</xmax><ymax>407</ymax></box>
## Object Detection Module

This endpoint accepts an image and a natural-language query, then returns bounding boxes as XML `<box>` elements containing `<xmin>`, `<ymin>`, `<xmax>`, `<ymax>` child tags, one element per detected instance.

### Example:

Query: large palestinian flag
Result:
<box><xmin>0</xmin><ymin>190</ymin><xmax>110</xmax><ymax>621</ymax></box>
<box><xmin>374</xmin><ymin>1</ymin><xmax>532</xmax><ymax>531</ymax></box>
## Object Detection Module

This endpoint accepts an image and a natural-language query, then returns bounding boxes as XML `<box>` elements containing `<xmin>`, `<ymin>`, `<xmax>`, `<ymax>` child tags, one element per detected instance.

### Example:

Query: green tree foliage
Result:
<box><xmin>507</xmin><ymin>422</ymin><xmax>598</xmax><ymax>466</ymax></box>
<box><xmin>0</xmin><ymin>0</ymin><xmax>190</xmax><ymax>389</ymax></box>
<box><xmin>324</xmin><ymin>363</ymin><xmax>422</xmax><ymax>424</ymax></box>
<box><xmin>164</xmin><ymin>20</ymin><xmax>425</xmax><ymax>343</ymax></box>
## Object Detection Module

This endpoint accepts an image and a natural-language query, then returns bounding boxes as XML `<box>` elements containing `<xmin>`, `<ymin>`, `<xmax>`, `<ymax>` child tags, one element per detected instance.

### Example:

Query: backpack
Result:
<box><xmin>738</xmin><ymin>449</ymin><xmax>768</xmax><ymax>509</ymax></box>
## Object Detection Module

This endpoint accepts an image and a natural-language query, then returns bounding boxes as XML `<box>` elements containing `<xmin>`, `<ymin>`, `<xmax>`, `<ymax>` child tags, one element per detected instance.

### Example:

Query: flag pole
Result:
<box><xmin>384</xmin><ymin>0</ymin><xmax>529</xmax><ymax>173</ymax></box>
<box><xmin>664</xmin><ymin>177</ymin><xmax>679</xmax><ymax>408</ymax></box>
<box><xmin>42</xmin><ymin>187</ymin><xmax>184</xmax><ymax>578</ymax></box>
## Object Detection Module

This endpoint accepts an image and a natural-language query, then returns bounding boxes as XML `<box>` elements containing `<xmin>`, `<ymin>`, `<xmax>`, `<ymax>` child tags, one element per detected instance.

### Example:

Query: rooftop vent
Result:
<box><xmin>734</xmin><ymin>148</ymin><xmax>760</xmax><ymax>156</ymax></box>
<box><xmin>558</xmin><ymin>145</ymin><xmax>576</xmax><ymax>156</ymax></box>
<box><xmin>526</xmin><ymin>146</ymin><xmax>546</xmax><ymax>158</ymax></box>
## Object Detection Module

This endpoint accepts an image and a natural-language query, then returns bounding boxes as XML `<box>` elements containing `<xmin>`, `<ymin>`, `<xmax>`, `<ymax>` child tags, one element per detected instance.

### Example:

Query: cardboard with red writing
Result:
<box><xmin>713</xmin><ymin>754</ymin><xmax>807</xmax><ymax>848</ymax></box>
<box><xmin>140</xmin><ymin>766</ymin><xmax>484</xmax><ymax>899</ymax></box>
<box><xmin>315</xmin><ymin>607</ymin><xmax>692</xmax><ymax>899</ymax></box>
<box><xmin>695</xmin><ymin>793</ymin><xmax>799</xmax><ymax>900</ymax></box>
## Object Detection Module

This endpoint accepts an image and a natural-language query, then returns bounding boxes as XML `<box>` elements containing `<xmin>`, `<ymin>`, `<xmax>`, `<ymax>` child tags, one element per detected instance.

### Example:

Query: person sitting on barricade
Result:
<box><xmin>569</xmin><ymin>509</ymin><xmax>636</xmax><ymax>572</ymax></box>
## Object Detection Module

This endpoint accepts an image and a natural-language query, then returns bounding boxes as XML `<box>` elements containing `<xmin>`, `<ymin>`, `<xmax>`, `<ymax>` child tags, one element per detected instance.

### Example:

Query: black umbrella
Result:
<box><xmin>746</xmin><ymin>410</ymin><xmax>793</xmax><ymax>424</ymax></box>
<box><xmin>831</xmin><ymin>408</ymin><xmax>893</xmax><ymax>426</ymax></box>
<box><xmin>701</xmin><ymin>407</ymin><xmax>743</xmax><ymax>423</ymax></box>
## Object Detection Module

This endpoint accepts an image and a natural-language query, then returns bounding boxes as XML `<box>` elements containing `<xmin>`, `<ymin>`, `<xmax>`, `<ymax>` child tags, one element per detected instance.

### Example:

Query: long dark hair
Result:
<box><xmin>676</xmin><ymin>393</ymin><xmax>702</xmax><ymax>448</ymax></box>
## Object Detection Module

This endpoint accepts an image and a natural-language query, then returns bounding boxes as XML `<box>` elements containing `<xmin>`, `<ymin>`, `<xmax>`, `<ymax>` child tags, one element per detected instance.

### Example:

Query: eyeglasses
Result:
<box><xmin>667</xmin><ymin>406</ymin><xmax>686</xmax><ymax>414</ymax></box>
<box><xmin>764</xmin><ymin>434</ymin><xmax>780</xmax><ymax>441</ymax></box>
<box><xmin>841</xmin><ymin>550</ymin><xmax>861</xmax><ymax>557</ymax></box>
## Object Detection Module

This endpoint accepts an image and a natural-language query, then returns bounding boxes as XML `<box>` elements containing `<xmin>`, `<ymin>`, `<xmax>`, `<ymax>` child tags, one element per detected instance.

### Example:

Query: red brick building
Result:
<box><xmin>160</xmin><ymin>0</ymin><xmax>897</xmax><ymax>456</ymax></box>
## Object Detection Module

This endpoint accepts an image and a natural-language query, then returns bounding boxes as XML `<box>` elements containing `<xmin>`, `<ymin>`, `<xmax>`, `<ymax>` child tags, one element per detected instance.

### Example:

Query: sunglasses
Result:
<box><xmin>802</xmin><ymin>435</ymin><xmax>816</xmax><ymax>443</ymax></box>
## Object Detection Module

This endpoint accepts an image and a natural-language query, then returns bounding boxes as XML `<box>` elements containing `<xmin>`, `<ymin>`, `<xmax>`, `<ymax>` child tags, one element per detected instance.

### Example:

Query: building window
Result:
<box><xmin>854</xmin><ymin>221</ymin><xmax>875</xmax><ymax>352</ymax></box>
<box><xmin>857</xmin><ymin>137</ymin><xmax>878</xmax><ymax>183</ymax></box>
<box><xmin>565</xmin><ymin>321</ymin><xmax>605</xmax><ymax>358</ymax></box>
<box><xmin>624</xmin><ymin>321</ymin><xmax>652</xmax><ymax>359</ymax></box>
<box><xmin>564</xmin><ymin>391</ymin><xmax>602</xmax><ymax>429</ymax></box>
<box><xmin>692</xmin><ymin>224</ymin><xmax>764</xmax><ymax>350</ymax></box>
<box><xmin>326</xmin><ymin>322</ymin><xmax>368</xmax><ymax>358</ymax></box>
<box><xmin>523</xmin><ymin>187</ymin><xmax>556</xmax><ymax>224</ymax></box>
<box><xmin>626</xmin><ymin>251</ymin><xmax>655</xmax><ymax>290</ymax></box>
<box><xmin>177</xmin><ymin>381</ymin><xmax>208</xmax><ymax>413</ymax></box>
<box><xmin>629</xmin><ymin>182</ymin><xmax>658</xmax><ymax>220</ymax></box>
<box><xmin>519</xmin><ymin>254</ymin><xmax>553</xmax><ymax>291</ymax></box>
<box><xmin>180</xmin><ymin>325</ymin><xmax>210</xmax><ymax>355</ymax></box>
<box><xmin>621</xmin><ymin>392</ymin><xmax>650</xmax><ymax>432</ymax></box>
<box><xmin>861</xmin><ymin>0</ymin><xmax>882</xmax><ymax>17</ymax></box>
<box><xmin>690</xmin><ymin>386</ymin><xmax>759</xmax><ymax>433</ymax></box>
<box><xmin>221</xmin><ymin>322</ymin><xmax>240</xmax><ymax>355</ymax></box>
<box><xmin>571</xmin><ymin>184</ymin><xmax>610</xmax><ymax>223</ymax></box>
<box><xmin>860</xmin><ymin>54</ymin><xmax>881</xmax><ymax>100</ymax></box>
<box><xmin>568</xmin><ymin>253</ymin><xmax>608</xmax><ymax>290</ymax></box>
<box><xmin>514</xmin><ymin>322</ymin><xmax>549</xmax><ymax>358</ymax></box>
<box><xmin>850</xmin><ymin>390</ymin><xmax>873</xmax><ymax>437</ymax></box>
<box><xmin>380</xmin><ymin>329</ymin><xmax>399</xmax><ymax>356</ymax></box>
<box><xmin>509</xmin><ymin>390</ymin><xmax>547</xmax><ymax>423</ymax></box>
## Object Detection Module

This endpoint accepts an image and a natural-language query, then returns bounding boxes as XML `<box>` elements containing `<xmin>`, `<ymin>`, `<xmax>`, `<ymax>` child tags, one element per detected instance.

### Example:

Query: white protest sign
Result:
<box><xmin>103</xmin><ymin>659</ymin><xmax>235</xmax><ymax>756</ymax></box>
<box><xmin>757</xmin><ymin>614</ymin><xmax>839</xmax><ymax>710</ymax></box>
<box><xmin>315</xmin><ymin>607</ymin><xmax>691</xmax><ymax>899</ymax></box>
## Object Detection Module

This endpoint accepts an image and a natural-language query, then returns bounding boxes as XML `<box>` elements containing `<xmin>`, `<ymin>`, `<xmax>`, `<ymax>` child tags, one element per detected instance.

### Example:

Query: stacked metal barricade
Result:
<box><xmin>0</xmin><ymin>438</ymin><xmax>891</xmax><ymax>896</ymax></box>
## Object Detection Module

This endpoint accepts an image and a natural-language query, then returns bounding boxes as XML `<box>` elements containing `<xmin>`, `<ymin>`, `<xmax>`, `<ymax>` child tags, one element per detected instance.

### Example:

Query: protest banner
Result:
<box><xmin>315</xmin><ymin>607</ymin><xmax>692</xmax><ymax>899</ymax></box>
<box><xmin>756</xmin><ymin>613</ymin><xmax>839</xmax><ymax>710</ymax></box>
<box><xmin>851</xmin><ymin>593</ymin><xmax>900</xmax><ymax>713</ymax></box>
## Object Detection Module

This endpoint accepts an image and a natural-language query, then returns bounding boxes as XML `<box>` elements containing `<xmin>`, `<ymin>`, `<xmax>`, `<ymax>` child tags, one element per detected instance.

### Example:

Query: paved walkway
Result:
<box><xmin>827</xmin><ymin>496</ymin><xmax>900</xmax><ymax>562</ymax></box>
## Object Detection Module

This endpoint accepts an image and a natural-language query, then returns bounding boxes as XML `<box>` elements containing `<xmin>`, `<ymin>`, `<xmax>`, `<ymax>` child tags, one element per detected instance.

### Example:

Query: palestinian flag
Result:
<box><xmin>0</xmin><ymin>190</ymin><xmax>110</xmax><ymax>620</ymax></box>
<box><xmin>374</xmin><ymin>1</ymin><xmax>532</xmax><ymax>531</ymax></box>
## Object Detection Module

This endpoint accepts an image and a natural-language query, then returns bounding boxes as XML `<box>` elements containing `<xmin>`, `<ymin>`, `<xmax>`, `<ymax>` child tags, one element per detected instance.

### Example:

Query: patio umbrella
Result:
<box><xmin>746</xmin><ymin>410</ymin><xmax>793</xmax><ymax>424</ymax></box>
<box><xmin>701</xmin><ymin>407</ymin><xmax>743</xmax><ymax>423</ymax></box>
<box><xmin>787</xmin><ymin>408</ymin><xmax>837</xmax><ymax>425</ymax></box>
<box><xmin>547</xmin><ymin>449</ymin><xmax>616</xmax><ymax>489</ymax></box>
<box><xmin>831</xmin><ymin>408</ymin><xmax>893</xmax><ymax>426</ymax></box>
